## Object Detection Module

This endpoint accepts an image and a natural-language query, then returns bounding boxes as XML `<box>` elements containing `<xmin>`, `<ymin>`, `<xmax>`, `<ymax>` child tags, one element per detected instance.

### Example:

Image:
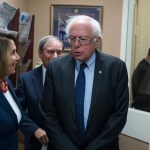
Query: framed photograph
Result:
<box><xmin>50</xmin><ymin>5</ymin><xmax>103</xmax><ymax>51</ymax></box>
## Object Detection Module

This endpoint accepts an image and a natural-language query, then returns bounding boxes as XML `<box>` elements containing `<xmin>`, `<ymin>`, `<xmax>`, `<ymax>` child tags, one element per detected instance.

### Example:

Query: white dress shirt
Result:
<box><xmin>4</xmin><ymin>90</ymin><xmax>22</xmax><ymax>123</ymax></box>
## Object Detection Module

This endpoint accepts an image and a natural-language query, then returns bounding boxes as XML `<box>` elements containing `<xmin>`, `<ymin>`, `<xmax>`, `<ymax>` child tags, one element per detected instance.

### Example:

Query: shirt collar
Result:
<box><xmin>42</xmin><ymin>65</ymin><xmax>46</xmax><ymax>84</ymax></box>
<box><xmin>75</xmin><ymin>52</ymin><xmax>96</xmax><ymax>71</ymax></box>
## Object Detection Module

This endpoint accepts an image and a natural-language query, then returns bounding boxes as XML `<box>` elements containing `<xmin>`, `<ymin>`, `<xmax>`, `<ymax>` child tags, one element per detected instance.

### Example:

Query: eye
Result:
<box><xmin>56</xmin><ymin>51</ymin><xmax>62</xmax><ymax>55</ymax></box>
<box><xmin>48</xmin><ymin>50</ymin><xmax>54</xmax><ymax>54</ymax></box>
<box><xmin>11</xmin><ymin>49</ymin><xmax>16</xmax><ymax>54</ymax></box>
<box><xmin>69</xmin><ymin>36</ymin><xmax>76</xmax><ymax>41</ymax></box>
<box><xmin>79</xmin><ymin>37</ymin><xmax>88</xmax><ymax>41</ymax></box>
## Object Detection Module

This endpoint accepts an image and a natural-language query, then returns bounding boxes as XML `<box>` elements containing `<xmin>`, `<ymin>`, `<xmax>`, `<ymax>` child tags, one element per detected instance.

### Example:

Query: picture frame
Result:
<box><xmin>50</xmin><ymin>5</ymin><xmax>103</xmax><ymax>51</ymax></box>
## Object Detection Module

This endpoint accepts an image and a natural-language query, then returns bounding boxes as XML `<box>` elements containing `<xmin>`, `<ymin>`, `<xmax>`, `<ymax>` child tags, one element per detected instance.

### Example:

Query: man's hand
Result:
<box><xmin>34</xmin><ymin>128</ymin><xmax>49</xmax><ymax>145</ymax></box>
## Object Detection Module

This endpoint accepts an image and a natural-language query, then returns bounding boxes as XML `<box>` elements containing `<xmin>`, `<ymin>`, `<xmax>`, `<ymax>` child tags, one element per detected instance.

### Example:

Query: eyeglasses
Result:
<box><xmin>43</xmin><ymin>49</ymin><xmax>62</xmax><ymax>55</ymax></box>
<box><xmin>67</xmin><ymin>36</ymin><xmax>96</xmax><ymax>45</ymax></box>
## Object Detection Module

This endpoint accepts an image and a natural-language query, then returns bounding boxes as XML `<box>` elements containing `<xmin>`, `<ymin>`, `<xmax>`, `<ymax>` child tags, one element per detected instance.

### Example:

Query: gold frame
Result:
<box><xmin>50</xmin><ymin>5</ymin><xmax>103</xmax><ymax>51</ymax></box>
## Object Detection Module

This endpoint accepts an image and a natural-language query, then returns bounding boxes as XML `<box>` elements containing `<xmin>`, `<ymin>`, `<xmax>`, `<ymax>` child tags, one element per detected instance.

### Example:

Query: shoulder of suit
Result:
<box><xmin>99</xmin><ymin>51</ymin><xmax>123</xmax><ymax>63</ymax></box>
<box><xmin>51</xmin><ymin>53</ymin><xmax>72</xmax><ymax>63</ymax></box>
<box><xmin>19</xmin><ymin>66</ymin><xmax>42</xmax><ymax>78</ymax></box>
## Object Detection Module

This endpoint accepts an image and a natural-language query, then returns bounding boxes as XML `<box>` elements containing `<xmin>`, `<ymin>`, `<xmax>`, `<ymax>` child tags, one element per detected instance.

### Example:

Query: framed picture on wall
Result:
<box><xmin>50</xmin><ymin>5</ymin><xmax>103</xmax><ymax>51</ymax></box>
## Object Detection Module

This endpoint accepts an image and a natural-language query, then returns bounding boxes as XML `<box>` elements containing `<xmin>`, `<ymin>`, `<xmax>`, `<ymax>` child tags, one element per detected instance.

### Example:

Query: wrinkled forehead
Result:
<box><xmin>44</xmin><ymin>40</ymin><xmax>63</xmax><ymax>50</ymax></box>
<box><xmin>69</xmin><ymin>22</ymin><xmax>93</xmax><ymax>37</ymax></box>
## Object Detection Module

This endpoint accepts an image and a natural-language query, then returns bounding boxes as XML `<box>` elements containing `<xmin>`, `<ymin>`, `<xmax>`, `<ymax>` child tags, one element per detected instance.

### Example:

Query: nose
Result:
<box><xmin>16</xmin><ymin>53</ymin><xmax>20</xmax><ymax>60</ymax></box>
<box><xmin>74</xmin><ymin>38</ymin><xmax>80</xmax><ymax>47</ymax></box>
<box><xmin>52</xmin><ymin>52</ymin><xmax>58</xmax><ymax>58</ymax></box>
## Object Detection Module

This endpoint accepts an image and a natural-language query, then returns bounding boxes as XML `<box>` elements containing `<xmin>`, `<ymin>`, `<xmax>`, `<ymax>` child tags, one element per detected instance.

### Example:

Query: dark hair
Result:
<box><xmin>0</xmin><ymin>29</ymin><xmax>18</xmax><ymax>42</ymax></box>
<box><xmin>0</xmin><ymin>36</ymin><xmax>12</xmax><ymax>78</ymax></box>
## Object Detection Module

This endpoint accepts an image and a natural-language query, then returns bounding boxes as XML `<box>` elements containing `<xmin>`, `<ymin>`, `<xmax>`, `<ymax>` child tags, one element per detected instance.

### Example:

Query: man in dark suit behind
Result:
<box><xmin>40</xmin><ymin>15</ymin><xmax>129</xmax><ymax>150</ymax></box>
<box><xmin>16</xmin><ymin>35</ymin><xmax>63</xmax><ymax>150</ymax></box>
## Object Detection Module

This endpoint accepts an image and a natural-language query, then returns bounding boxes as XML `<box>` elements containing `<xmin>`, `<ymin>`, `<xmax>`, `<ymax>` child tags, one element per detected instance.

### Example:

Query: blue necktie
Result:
<box><xmin>75</xmin><ymin>63</ymin><xmax>87</xmax><ymax>143</ymax></box>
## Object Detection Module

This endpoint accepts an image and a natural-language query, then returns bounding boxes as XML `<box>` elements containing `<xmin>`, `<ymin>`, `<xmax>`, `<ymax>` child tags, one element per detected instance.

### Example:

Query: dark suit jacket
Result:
<box><xmin>40</xmin><ymin>50</ymin><xmax>129</xmax><ymax>150</ymax></box>
<box><xmin>16</xmin><ymin>66</ymin><xmax>43</xmax><ymax>150</ymax></box>
<box><xmin>0</xmin><ymin>78</ymin><xmax>40</xmax><ymax>150</ymax></box>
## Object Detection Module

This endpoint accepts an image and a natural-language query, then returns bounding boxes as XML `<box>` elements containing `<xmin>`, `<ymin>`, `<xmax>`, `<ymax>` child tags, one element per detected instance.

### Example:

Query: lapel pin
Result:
<box><xmin>99</xmin><ymin>70</ymin><xmax>102</xmax><ymax>74</ymax></box>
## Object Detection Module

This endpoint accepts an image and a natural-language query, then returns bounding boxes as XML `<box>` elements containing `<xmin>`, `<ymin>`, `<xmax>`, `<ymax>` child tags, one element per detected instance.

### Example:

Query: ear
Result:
<box><xmin>94</xmin><ymin>37</ymin><xmax>101</xmax><ymax>48</ymax></box>
<box><xmin>38</xmin><ymin>51</ymin><xmax>42</xmax><ymax>59</ymax></box>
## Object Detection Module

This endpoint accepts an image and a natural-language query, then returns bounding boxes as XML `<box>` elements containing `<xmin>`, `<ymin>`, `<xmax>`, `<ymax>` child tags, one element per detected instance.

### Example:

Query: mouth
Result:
<box><xmin>12</xmin><ymin>62</ymin><xmax>17</xmax><ymax>70</ymax></box>
<box><xmin>73</xmin><ymin>51</ymin><xmax>82</xmax><ymax>55</ymax></box>
<box><xmin>73</xmin><ymin>53</ymin><xmax>81</xmax><ymax>58</ymax></box>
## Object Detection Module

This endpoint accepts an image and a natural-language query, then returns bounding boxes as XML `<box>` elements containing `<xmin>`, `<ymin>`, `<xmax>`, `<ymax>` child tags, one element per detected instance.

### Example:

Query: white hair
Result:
<box><xmin>65</xmin><ymin>15</ymin><xmax>102</xmax><ymax>38</ymax></box>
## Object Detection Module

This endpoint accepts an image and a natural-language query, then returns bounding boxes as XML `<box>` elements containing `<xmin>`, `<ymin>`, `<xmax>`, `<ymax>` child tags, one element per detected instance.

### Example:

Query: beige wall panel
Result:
<box><xmin>133</xmin><ymin>0</ymin><xmax>150</xmax><ymax>69</ymax></box>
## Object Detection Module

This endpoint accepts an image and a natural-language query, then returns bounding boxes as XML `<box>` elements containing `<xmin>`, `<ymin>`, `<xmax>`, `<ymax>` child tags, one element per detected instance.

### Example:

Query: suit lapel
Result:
<box><xmin>86</xmin><ymin>51</ymin><xmax>104</xmax><ymax>128</ymax></box>
<box><xmin>64</xmin><ymin>52</ymin><xmax>105</xmax><ymax>131</ymax></box>
<box><xmin>65</xmin><ymin>56</ymin><xmax>76</xmax><ymax>122</ymax></box>
<box><xmin>32</xmin><ymin>66</ymin><xmax>43</xmax><ymax>99</ymax></box>
<box><xmin>65</xmin><ymin>52</ymin><xmax>104</xmax><ymax>128</ymax></box>
<box><xmin>0</xmin><ymin>81</ymin><xmax>19</xmax><ymax>122</ymax></box>
<box><xmin>8</xmin><ymin>80</ymin><xmax>22</xmax><ymax>110</ymax></box>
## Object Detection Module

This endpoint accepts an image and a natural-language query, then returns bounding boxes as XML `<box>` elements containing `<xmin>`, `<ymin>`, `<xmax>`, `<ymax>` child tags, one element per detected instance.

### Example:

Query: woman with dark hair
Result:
<box><xmin>0</xmin><ymin>32</ymin><xmax>49</xmax><ymax>150</ymax></box>
<box><xmin>0</xmin><ymin>33</ymin><xmax>22</xmax><ymax>149</ymax></box>
<box><xmin>0</xmin><ymin>32</ymin><xmax>39</xmax><ymax>150</ymax></box>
